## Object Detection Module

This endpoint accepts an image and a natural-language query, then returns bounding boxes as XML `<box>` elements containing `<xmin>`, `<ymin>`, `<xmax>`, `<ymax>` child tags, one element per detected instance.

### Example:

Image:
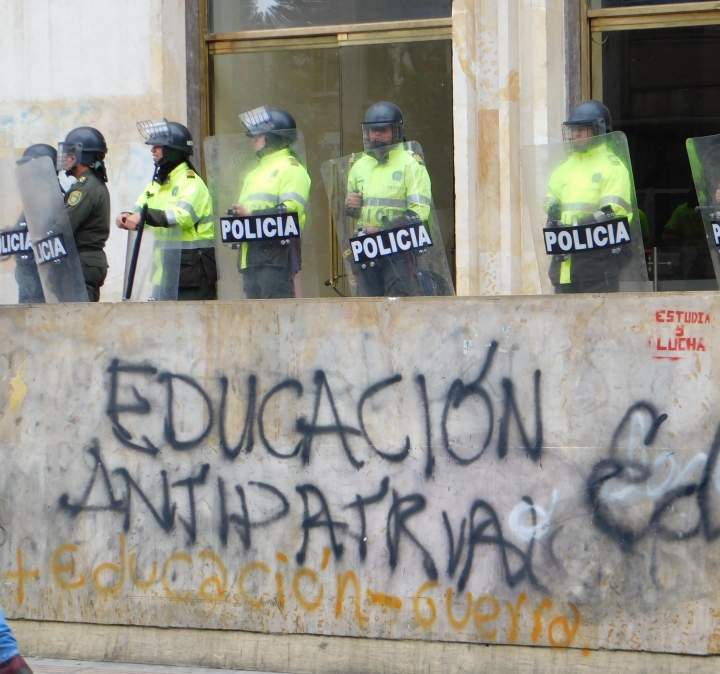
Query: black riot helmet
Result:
<box><xmin>239</xmin><ymin>106</ymin><xmax>298</xmax><ymax>152</ymax></box>
<box><xmin>57</xmin><ymin>127</ymin><xmax>108</xmax><ymax>178</ymax></box>
<box><xmin>362</xmin><ymin>102</ymin><xmax>404</xmax><ymax>151</ymax></box>
<box><xmin>562</xmin><ymin>100</ymin><xmax>613</xmax><ymax>143</ymax></box>
<box><xmin>23</xmin><ymin>143</ymin><xmax>58</xmax><ymax>166</ymax></box>
<box><xmin>137</xmin><ymin>119</ymin><xmax>194</xmax><ymax>164</ymax></box>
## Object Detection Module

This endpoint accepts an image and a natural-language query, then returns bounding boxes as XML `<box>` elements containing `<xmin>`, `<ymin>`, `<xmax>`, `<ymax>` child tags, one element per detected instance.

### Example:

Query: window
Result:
<box><xmin>587</xmin><ymin>1</ymin><xmax>720</xmax><ymax>289</ymax></box>
<box><xmin>210</xmin><ymin>0</ymin><xmax>452</xmax><ymax>33</ymax></box>
<box><xmin>206</xmin><ymin>2</ymin><xmax>455</xmax><ymax>295</ymax></box>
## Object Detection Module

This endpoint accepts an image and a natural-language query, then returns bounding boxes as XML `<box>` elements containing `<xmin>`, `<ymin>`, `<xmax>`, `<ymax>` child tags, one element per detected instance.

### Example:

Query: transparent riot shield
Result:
<box><xmin>204</xmin><ymin>131</ymin><xmax>318</xmax><ymax>299</ymax></box>
<box><xmin>122</xmin><ymin>217</ymin><xmax>182</xmax><ymax>302</ymax></box>
<box><xmin>520</xmin><ymin>131</ymin><xmax>649</xmax><ymax>294</ymax></box>
<box><xmin>686</xmin><ymin>134</ymin><xmax>720</xmax><ymax>281</ymax></box>
<box><xmin>321</xmin><ymin>141</ymin><xmax>454</xmax><ymax>297</ymax></box>
<box><xmin>15</xmin><ymin>156</ymin><xmax>88</xmax><ymax>302</ymax></box>
<box><xmin>0</xmin><ymin>158</ymin><xmax>41</xmax><ymax>305</ymax></box>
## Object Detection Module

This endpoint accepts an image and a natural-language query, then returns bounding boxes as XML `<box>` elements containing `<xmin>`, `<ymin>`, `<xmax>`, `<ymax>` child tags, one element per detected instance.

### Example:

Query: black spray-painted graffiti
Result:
<box><xmin>587</xmin><ymin>401</ymin><xmax>720</xmax><ymax>585</ymax></box>
<box><xmin>60</xmin><ymin>343</ymin><xmax>552</xmax><ymax>591</ymax></box>
<box><xmin>60</xmin><ymin>345</ymin><xmax>720</xmax><ymax>592</ymax></box>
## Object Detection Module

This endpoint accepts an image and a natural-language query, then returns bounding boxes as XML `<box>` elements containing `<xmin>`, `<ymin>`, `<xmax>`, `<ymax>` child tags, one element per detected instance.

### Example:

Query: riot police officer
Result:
<box><xmin>231</xmin><ymin>107</ymin><xmax>311</xmax><ymax>299</ymax></box>
<box><xmin>57</xmin><ymin>127</ymin><xmax>111</xmax><ymax>302</ymax></box>
<box><xmin>346</xmin><ymin>102</ymin><xmax>432</xmax><ymax>296</ymax></box>
<box><xmin>545</xmin><ymin>100</ymin><xmax>633</xmax><ymax>293</ymax></box>
<box><xmin>117</xmin><ymin>119</ymin><xmax>217</xmax><ymax>300</ymax></box>
<box><xmin>12</xmin><ymin>144</ymin><xmax>59</xmax><ymax>303</ymax></box>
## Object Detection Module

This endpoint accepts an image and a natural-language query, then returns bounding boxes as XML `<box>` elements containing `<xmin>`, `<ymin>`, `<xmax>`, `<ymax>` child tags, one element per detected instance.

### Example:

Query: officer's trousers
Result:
<box><xmin>356</xmin><ymin>254</ymin><xmax>418</xmax><ymax>297</ymax></box>
<box><xmin>554</xmin><ymin>275</ymin><xmax>620</xmax><ymax>294</ymax></box>
<box><xmin>242</xmin><ymin>265</ymin><xmax>294</xmax><ymax>299</ymax></box>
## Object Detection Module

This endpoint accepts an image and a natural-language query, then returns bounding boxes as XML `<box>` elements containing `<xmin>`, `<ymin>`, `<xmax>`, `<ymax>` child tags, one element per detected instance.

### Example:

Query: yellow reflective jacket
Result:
<box><xmin>545</xmin><ymin>141</ymin><xmax>633</xmax><ymax>284</ymax></box>
<box><xmin>133</xmin><ymin>162</ymin><xmax>213</xmax><ymax>285</ymax></box>
<box><xmin>237</xmin><ymin>148</ymin><xmax>311</xmax><ymax>270</ymax></box>
<box><xmin>134</xmin><ymin>162</ymin><xmax>214</xmax><ymax>243</ymax></box>
<box><xmin>347</xmin><ymin>145</ymin><xmax>432</xmax><ymax>228</ymax></box>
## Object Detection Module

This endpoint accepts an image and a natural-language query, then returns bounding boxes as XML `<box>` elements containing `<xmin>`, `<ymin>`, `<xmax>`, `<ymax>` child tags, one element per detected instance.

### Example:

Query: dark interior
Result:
<box><xmin>602</xmin><ymin>25</ymin><xmax>720</xmax><ymax>288</ymax></box>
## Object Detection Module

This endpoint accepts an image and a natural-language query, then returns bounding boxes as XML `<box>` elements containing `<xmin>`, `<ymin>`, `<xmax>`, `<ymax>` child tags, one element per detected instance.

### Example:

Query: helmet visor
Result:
<box><xmin>362</xmin><ymin>121</ymin><xmax>404</xmax><ymax>151</ymax></box>
<box><xmin>562</xmin><ymin>119</ymin><xmax>606</xmax><ymax>144</ymax></box>
<box><xmin>239</xmin><ymin>106</ymin><xmax>275</xmax><ymax>136</ymax></box>
<box><xmin>57</xmin><ymin>141</ymin><xmax>81</xmax><ymax>172</ymax></box>
<box><xmin>137</xmin><ymin>119</ymin><xmax>173</xmax><ymax>146</ymax></box>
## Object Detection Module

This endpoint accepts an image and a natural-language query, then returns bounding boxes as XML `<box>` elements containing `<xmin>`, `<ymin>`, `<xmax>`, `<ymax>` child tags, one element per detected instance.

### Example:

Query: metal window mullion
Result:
<box><xmin>590</xmin><ymin>10</ymin><xmax>720</xmax><ymax>32</ymax></box>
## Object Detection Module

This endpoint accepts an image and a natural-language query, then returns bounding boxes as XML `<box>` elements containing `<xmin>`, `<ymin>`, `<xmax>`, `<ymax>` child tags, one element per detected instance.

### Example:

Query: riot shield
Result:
<box><xmin>520</xmin><ymin>131</ymin><xmax>649</xmax><ymax>294</ymax></box>
<box><xmin>321</xmin><ymin>141</ymin><xmax>454</xmax><ymax>297</ymax></box>
<box><xmin>0</xmin><ymin>158</ymin><xmax>43</xmax><ymax>304</ymax></box>
<box><xmin>15</xmin><ymin>156</ymin><xmax>88</xmax><ymax>302</ymax></box>
<box><xmin>686</xmin><ymin>134</ymin><xmax>720</xmax><ymax>281</ymax></box>
<box><xmin>122</xmin><ymin>215</ymin><xmax>182</xmax><ymax>302</ymax></box>
<box><xmin>204</xmin><ymin>131</ymin><xmax>318</xmax><ymax>299</ymax></box>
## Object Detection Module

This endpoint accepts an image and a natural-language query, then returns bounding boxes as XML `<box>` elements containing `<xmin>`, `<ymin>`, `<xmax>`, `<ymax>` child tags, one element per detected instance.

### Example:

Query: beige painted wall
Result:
<box><xmin>0</xmin><ymin>0</ymin><xmax>187</xmax><ymax>301</ymax></box>
<box><xmin>453</xmin><ymin>0</ymin><xmax>566</xmax><ymax>296</ymax></box>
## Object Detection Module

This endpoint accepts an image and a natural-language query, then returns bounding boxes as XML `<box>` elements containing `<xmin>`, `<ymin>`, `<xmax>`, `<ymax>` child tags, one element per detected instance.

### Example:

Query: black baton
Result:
<box><xmin>122</xmin><ymin>203</ymin><xmax>148</xmax><ymax>301</ymax></box>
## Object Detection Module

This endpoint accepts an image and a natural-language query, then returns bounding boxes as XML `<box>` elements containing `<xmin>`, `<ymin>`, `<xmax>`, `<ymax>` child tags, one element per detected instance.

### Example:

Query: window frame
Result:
<box><xmin>199</xmin><ymin>8</ymin><xmax>453</xmax><ymax>295</ymax></box>
<box><xmin>584</xmin><ymin>1</ymin><xmax>720</xmax><ymax>100</ymax></box>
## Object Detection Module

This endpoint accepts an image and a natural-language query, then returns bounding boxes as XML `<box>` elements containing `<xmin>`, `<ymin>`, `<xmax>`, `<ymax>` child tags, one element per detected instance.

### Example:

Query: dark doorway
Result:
<box><xmin>599</xmin><ymin>24</ymin><xmax>720</xmax><ymax>290</ymax></box>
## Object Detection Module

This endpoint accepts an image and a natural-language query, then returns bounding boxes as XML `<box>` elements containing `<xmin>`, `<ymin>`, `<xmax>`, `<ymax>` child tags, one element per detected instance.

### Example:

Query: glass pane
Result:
<box><xmin>598</xmin><ymin>25</ymin><xmax>720</xmax><ymax>290</ymax></box>
<box><xmin>589</xmin><ymin>1</ymin><xmax>701</xmax><ymax>8</ymax></box>
<box><xmin>211</xmin><ymin>0</ymin><xmax>452</xmax><ymax>33</ymax></box>
<box><xmin>340</xmin><ymin>41</ymin><xmax>455</xmax><ymax>283</ymax></box>
<box><xmin>211</xmin><ymin>49</ymin><xmax>341</xmax><ymax>296</ymax></box>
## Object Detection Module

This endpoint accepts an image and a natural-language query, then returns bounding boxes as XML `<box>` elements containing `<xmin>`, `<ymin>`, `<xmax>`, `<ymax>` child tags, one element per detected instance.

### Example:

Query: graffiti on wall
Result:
<box><xmin>1</xmin><ymin>317</ymin><xmax>719</xmax><ymax>652</ymax></box>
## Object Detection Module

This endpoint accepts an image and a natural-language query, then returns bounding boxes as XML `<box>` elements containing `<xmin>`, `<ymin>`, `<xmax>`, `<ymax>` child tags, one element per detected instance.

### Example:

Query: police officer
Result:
<box><xmin>12</xmin><ymin>144</ymin><xmax>59</xmax><ymax>303</ymax></box>
<box><xmin>232</xmin><ymin>107</ymin><xmax>310</xmax><ymax>299</ymax></box>
<box><xmin>116</xmin><ymin>119</ymin><xmax>216</xmax><ymax>300</ymax></box>
<box><xmin>545</xmin><ymin>100</ymin><xmax>633</xmax><ymax>293</ymax></box>
<box><xmin>58</xmin><ymin>127</ymin><xmax>111</xmax><ymax>302</ymax></box>
<box><xmin>346</xmin><ymin>102</ymin><xmax>431</xmax><ymax>297</ymax></box>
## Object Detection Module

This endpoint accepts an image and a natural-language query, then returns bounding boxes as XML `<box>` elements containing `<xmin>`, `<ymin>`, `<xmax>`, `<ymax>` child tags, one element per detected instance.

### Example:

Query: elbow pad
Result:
<box><xmin>146</xmin><ymin>208</ymin><xmax>171</xmax><ymax>228</ymax></box>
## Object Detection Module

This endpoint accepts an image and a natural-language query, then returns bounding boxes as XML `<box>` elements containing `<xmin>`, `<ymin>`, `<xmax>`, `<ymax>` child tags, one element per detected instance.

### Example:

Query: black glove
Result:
<box><xmin>252</xmin><ymin>204</ymin><xmax>288</xmax><ymax>216</ymax></box>
<box><xmin>389</xmin><ymin>210</ymin><xmax>422</xmax><ymax>229</ymax></box>
<box><xmin>547</xmin><ymin>203</ymin><xmax>561</xmax><ymax>223</ymax></box>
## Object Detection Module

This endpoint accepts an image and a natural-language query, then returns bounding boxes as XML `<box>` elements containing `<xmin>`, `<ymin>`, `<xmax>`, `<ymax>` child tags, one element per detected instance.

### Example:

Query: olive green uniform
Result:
<box><xmin>64</xmin><ymin>169</ymin><xmax>110</xmax><ymax>302</ymax></box>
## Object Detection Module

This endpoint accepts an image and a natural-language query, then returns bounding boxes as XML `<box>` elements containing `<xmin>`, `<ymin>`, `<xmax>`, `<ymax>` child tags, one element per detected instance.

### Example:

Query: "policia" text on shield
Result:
<box><xmin>543</xmin><ymin>217</ymin><xmax>632</xmax><ymax>255</ymax></box>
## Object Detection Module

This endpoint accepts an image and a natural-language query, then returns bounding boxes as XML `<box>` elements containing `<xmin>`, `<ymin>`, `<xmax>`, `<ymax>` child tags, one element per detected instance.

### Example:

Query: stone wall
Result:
<box><xmin>0</xmin><ymin>294</ymin><xmax>719</xmax><ymax>658</ymax></box>
<box><xmin>0</xmin><ymin>0</ymin><xmax>187</xmax><ymax>301</ymax></box>
<box><xmin>452</xmin><ymin>0</ymin><xmax>566</xmax><ymax>296</ymax></box>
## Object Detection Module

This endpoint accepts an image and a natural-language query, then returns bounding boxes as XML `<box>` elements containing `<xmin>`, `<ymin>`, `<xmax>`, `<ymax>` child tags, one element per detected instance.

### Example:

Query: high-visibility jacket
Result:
<box><xmin>347</xmin><ymin>145</ymin><xmax>432</xmax><ymax>228</ymax></box>
<box><xmin>133</xmin><ymin>162</ymin><xmax>214</xmax><ymax>285</ymax></box>
<box><xmin>133</xmin><ymin>162</ymin><xmax>214</xmax><ymax>242</ymax></box>
<box><xmin>237</xmin><ymin>148</ymin><xmax>311</xmax><ymax>270</ymax></box>
<box><xmin>545</xmin><ymin>141</ymin><xmax>633</xmax><ymax>284</ymax></box>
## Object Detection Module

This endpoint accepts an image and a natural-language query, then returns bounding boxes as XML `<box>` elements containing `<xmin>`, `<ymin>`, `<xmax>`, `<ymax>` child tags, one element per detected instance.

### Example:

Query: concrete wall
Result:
<box><xmin>0</xmin><ymin>0</ymin><xmax>187</xmax><ymax>301</ymax></box>
<box><xmin>453</xmin><ymin>0</ymin><xmax>566</xmax><ymax>296</ymax></box>
<box><xmin>1</xmin><ymin>294</ymin><xmax>720</xmax><ymax>666</ymax></box>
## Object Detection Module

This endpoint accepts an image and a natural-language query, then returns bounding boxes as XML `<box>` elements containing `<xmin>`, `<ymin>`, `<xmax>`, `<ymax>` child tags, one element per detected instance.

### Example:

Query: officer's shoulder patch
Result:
<box><xmin>288</xmin><ymin>158</ymin><xmax>299</xmax><ymax>166</ymax></box>
<box><xmin>186</xmin><ymin>170</ymin><xmax>195</xmax><ymax>178</ymax></box>
<box><xmin>412</xmin><ymin>152</ymin><xmax>425</xmax><ymax>165</ymax></box>
<box><xmin>592</xmin><ymin>172</ymin><xmax>602</xmax><ymax>183</ymax></box>
<box><xmin>77</xmin><ymin>176</ymin><xmax>87</xmax><ymax>185</ymax></box>
<box><xmin>67</xmin><ymin>191</ymin><xmax>83</xmax><ymax>207</ymax></box>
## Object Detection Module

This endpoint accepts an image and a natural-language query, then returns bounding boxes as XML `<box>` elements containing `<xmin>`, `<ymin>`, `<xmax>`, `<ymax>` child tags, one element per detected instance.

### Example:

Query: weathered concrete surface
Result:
<box><xmin>11</xmin><ymin>621</ymin><xmax>720</xmax><ymax>674</ymax></box>
<box><xmin>0</xmin><ymin>295</ymin><xmax>719</xmax><ymax>658</ymax></box>
<box><xmin>27</xmin><ymin>657</ymin><xmax>274</xmax><ymax>674</ymax></box>
<box><xmin>453</xmin><ymin>0</ymin><xmax>565</xmax><ymax>295</ymax></box>
<box><xmin>0</xmin><ymin>0</ymin><xmax>187</xmax><ymax>301</ymax></box>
